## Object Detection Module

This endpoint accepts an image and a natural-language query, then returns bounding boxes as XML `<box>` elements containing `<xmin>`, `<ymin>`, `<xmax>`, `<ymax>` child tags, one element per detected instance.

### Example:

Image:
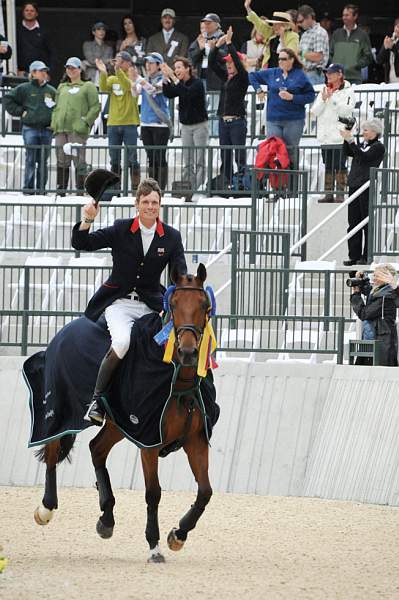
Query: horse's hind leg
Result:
<box><xmin>89</xmin><ymin>421</ymin><xmax>123</xmax><ymax>539</ymax></box>
<box><xmin>141</xmin><ymin>448</ymin><xmax>165</xmax><ymax>563</ymax></box>
<box><xmin>34</xmin><ymin>435</ymin><xmax>75</xmax><ymax>526</ymax></box>
<box><xmin>167</xmin><ymin>433</ymin><xmax>212</xmax><ymax>551</ymax></box>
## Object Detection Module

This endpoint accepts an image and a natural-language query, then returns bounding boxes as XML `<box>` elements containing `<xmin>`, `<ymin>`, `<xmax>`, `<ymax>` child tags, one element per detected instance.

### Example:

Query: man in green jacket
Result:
<box><xmin>330</xmin><ymin>4</ymin><xmax>373</xmax><ymax>84</ymax></box>
<box><xmin>4</xmin><ymin>60</ymin><xmax>56</xmax><ymax>194</ymax></box>
<box><xmin>97</xmin><ymin>50</ymin><xmax>141</xmax><ymax>195</ymax></box>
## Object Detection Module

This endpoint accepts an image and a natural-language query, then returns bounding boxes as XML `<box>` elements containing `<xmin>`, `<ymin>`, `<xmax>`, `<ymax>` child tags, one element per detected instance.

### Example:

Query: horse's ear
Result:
<box><xmin>196</xmin><ymin>263</ymin><xmax>207</xmax><ymax>283</ymax></box>
<box><xmin>170</xmin><ymin>263</ymin><xmax>182</xmax><ymax>284</ymax></box>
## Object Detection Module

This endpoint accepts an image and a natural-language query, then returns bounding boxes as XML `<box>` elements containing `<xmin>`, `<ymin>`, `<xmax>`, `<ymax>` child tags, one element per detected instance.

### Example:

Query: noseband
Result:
<box><xmin>169</xmin><ymin>286</ymin><xmax>209</xmax><ymax>344</ymax></box>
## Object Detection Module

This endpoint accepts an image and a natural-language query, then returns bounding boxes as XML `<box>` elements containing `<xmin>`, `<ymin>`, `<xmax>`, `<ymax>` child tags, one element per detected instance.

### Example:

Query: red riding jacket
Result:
<box><xmin>255</xmin><ymin>136</ymin><xmax>290</xmax><ymax>189</ymax></box>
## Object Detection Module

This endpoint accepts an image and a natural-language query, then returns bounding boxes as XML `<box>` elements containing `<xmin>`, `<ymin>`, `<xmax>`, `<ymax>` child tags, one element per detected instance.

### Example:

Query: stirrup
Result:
<box><xmin>84</xmin><ymin>400</ymin><xmax>105</xmax><ymax>426</ymax></box>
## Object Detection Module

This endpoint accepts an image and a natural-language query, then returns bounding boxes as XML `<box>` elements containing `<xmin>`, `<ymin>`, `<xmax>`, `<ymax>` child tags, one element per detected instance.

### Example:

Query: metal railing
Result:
<box><xmin>368</xmin><ymin>167</ymin><xmax>399</xmax><ymax>261</ymax></box>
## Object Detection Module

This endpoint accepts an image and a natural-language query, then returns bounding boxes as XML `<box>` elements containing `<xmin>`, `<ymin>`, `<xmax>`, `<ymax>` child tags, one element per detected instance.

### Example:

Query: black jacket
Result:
<box><xmin>0</xmin><ymin>34</ymin><xmax>12</xmax><ymax>67</ymax></box>
<box><xmin>376</xmin><ymin>40</ymin><xmax>399</xmax><ymax>83</ymax></box>
<box><xmin>71</xmin><ymin>217</ymin><xmax>187</xmax><ymax>321</ymax></box>
<box><xmin>188</xmin><ymin>39</ymin><xmax>227</xmax><ymax>92</ymax></box>
<box><xmin>351</xmin><ymin>285</ymin><xmax>398</xmax><ymax>366</ymax></box>
<box><xmin>208</xmin><ymin>43</ymin><xmax>249</xmax><ymax>118</ymax></box>
<box><xmin>163</xmin><ymin>76</ymin><xmax>208</xmax><ymax>125</ymax></box>
<box><xmin>17</xmin><ymin>23</ymin><xmax>54</xmax><ymax>73</ymax></box>
<box><xmin>344</xmin><ymin>137</ymin><xmax>385</xmax><ymax>189</ymax></box>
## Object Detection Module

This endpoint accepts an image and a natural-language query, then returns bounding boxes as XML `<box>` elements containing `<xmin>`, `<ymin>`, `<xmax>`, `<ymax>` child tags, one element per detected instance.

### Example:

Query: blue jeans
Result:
<box><xmin>22</xmin><ymin>125</ymin><xmax>53</xmax><ymax>192</ymax></box>
<box><xmin>266</xmin><ymin>119</ymin><xmax>305</xmax><ymax>166</ymax></box>
<box><xmin>305</xmin><ymin>70</ymin><xmax>325</xmax><ymax>86</ymax></box>
<box><xmin>107</xmin><ymin>124</ymin><xmax>139</xmax><ymax>173</ymax></box>
<box><xmin>219</xmin><ymin>117</ymin><xmax>247</xmax><ymax>183</ymax></box>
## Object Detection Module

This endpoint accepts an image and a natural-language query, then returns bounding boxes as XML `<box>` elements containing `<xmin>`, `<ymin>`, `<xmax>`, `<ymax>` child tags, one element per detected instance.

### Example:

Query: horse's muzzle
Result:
<box><xmin>177</xmin><ymin>346</ymin><xmax>198</xmax><ymax>366</ymax></box>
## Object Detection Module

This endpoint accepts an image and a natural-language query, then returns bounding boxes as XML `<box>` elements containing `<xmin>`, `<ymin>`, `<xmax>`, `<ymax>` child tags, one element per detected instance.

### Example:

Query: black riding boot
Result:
<box><xmin>85</xmin><ymin>347</ymin><xmax>121</xmax><ymax>426</ymax></box>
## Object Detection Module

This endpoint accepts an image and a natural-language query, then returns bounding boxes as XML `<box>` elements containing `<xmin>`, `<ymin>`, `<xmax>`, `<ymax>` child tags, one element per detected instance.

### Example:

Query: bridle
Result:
<box><xmin>168</xmin><ymin>286</ymin><xmax>210</xmax><ymax>346</ymax></box>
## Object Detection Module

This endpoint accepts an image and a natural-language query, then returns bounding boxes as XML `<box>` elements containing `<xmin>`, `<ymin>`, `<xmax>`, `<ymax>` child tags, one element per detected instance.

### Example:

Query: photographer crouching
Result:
<box><xmin>348</xmin><ymin>264</ymin><xmax>398</xmax><ymax>366</ymax></box>
<box><xmin>341</xmin><ymin>119</ymin><xmax>385</xmax><ymax>267</ymax></box>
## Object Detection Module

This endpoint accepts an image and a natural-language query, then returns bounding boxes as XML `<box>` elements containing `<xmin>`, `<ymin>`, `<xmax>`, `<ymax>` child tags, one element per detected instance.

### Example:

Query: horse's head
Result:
<box><xmin>168</xmin><ymin>263</ymin><xmax>209</xmax><ymax>367</ymax></box>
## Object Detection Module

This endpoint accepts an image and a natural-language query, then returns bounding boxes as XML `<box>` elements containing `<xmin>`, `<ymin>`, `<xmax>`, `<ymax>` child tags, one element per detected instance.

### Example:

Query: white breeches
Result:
<box><xmin>104</xmin><ymin>297</ymin><xmax>155</xmax><ymax>359</ymax></box>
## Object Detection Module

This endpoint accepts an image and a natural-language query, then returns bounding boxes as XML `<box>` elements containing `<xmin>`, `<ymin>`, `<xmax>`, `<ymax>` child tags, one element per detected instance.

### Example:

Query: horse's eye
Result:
<box><xmin>201</xmin><ymin>300</ymin><xmax>209</xmax><ymax>310</ymax></box>
<box><xmin>170</xmin><ymin>302</ymin><xmax>176</xmax><ymax>310</ymax></box>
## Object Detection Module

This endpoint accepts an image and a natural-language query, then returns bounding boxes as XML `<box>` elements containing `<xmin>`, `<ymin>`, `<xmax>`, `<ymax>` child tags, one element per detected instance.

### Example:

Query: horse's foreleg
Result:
<box><xmin>168</xmin><ymin>434</ymin><xmax>212</xmax><ymax>551</ymax></box>
<box><xmin>141</xmin><ymin>448</ymin><xmax>164</xmax><ymax>563</ymax></box>
<box><xmin>89</xmin><ymin>421</ymin><xmax>123</xmax><ymax>539</ymax></box>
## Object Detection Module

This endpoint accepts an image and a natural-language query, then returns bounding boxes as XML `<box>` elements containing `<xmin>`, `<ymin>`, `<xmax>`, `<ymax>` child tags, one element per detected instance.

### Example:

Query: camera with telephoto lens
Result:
<box><xmin>338</xmin><ymin>116</ymin><xmax>356</xmax><ymax>130</ymax></box>
<box><xmin>346</xmin><ymin>274</ymin><xmax>370</xmax><ymax>289</ymax></box>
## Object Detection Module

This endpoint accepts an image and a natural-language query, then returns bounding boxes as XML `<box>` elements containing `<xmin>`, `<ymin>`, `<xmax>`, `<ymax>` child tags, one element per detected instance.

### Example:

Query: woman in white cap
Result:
<box><xmin>244</xmin><ymin>0</ymin><xmax>299</xmax><ymax>69</ymax></box>
<box><xmin>130</xmin><ymin>51</ymin><xmax>171</xmax><ymax>189</ymax></box>
<box><xmin>51</xmin><ymin>57</ymin><xmax>100</xmax><ymax>195</ymax></box>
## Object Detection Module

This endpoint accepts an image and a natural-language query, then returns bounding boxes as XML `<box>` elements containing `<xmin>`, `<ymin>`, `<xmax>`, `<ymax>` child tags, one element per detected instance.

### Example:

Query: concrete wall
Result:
<box><xmin>1</xmin><ymin>357</ymin><xmax>399</xmax><ymax>506</ymax></box>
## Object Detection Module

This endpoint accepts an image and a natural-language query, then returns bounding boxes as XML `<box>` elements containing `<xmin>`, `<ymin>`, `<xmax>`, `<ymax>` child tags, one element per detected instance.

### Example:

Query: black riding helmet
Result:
<box><xmin>84</xmin><ymin>169</ymin><xmax>120</xmax><ymax>205</ymax></box>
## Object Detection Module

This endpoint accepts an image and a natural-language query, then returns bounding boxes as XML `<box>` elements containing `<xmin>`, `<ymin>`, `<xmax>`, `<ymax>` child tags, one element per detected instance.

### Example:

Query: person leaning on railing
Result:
<box><xmin>4</xmin><ymin>60</ymin><xmax>56</xmax><ymax>195</ymax></box>
<box><xmin>350</xmin><ymin>264</ymin><xmax>398</xmax><ymax>366</ymax></box>
<box><xmin>51</xmin><ymin>57</ymin><xmax>100</xmax><ymax>196</ymax></box>
<box><xmin>249</xmin><ymin>47</ymin><xmax>315</xmax><ymax>170</ymax></box>
<box><xmin>341</xmin><ymin>119</ymin><xmax>385</xmax><ymax>267</ymax></box>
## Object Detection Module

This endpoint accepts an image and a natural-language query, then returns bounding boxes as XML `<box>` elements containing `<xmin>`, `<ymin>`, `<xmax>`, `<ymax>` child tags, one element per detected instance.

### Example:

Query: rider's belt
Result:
<box><xmin>222</xmin><ymin>115</ymin><xmax>241</xmax><ymax>122</ymax></box>
<box><xmin>124</xmin><ymin>294</ymin><xmax>140</xmax><ymax>301</ymax></box>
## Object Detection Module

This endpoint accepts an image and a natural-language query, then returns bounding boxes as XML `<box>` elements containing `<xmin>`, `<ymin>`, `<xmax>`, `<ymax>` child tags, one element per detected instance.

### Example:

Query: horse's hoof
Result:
<box><xmin>167</xmin><ymin>528</ymin><xmax>185</xmax><ymax>551</ymax></box>
<box><xmin>96</xmin><ymin>519</ymin><xmax>114</xmax><ymax>539</ymax></box>
<box><xmin>147</xmin><ymin>545</ymin><xmax>165</xmax><ymax>563</ymax></box>
<box><xmin>34</xmin><ymin>505</ymin><xmax>54</xmax><ymax>526</ymax></box>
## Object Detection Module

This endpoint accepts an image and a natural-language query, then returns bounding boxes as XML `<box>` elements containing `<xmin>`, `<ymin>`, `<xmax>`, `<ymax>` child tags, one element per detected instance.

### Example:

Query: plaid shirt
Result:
<box><xmin>299</xmin><ymin>22</ymin><xmax>329</xmax><ymax>71</ymax></box>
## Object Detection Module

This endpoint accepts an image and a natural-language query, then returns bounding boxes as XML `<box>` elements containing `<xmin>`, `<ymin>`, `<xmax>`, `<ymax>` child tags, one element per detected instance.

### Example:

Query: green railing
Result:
<box><xmin>368</xmin><ymin>167</ymin><xmax>399</xmax><ymax>261</ymax></box>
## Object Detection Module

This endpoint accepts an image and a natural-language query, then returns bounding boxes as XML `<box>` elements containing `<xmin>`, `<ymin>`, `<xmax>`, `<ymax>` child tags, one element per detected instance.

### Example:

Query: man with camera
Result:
<box><xmin>349</xmin><ymin>264</ymin><xmax>398</xmax><ymax>366</ymax></box>
<box><xmin>341</xmin><ymin>118</ymin><xmax>385</xmax><ymax>266</ymax></box>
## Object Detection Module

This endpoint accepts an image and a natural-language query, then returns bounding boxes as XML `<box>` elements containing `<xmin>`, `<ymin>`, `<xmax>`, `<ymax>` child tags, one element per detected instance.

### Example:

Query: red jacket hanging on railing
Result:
<box><xmin>255</xmin><ymin>136</ymin><xmax>290</xmax><ymax>189</ymax></box>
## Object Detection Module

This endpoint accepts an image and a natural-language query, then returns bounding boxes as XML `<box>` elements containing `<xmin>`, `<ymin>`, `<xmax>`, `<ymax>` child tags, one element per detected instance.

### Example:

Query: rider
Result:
<box><xmin>71</xmin><ymin>177</ymin><xmax>187</xmax><ymax>425</ymax></box>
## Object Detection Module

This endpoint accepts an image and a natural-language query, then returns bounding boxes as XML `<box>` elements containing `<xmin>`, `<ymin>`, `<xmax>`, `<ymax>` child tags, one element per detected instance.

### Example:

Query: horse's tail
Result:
<box><xmin>34</xmin><ymin>434</ymin><xmax>76</xmax><ymax>465</ymax></box>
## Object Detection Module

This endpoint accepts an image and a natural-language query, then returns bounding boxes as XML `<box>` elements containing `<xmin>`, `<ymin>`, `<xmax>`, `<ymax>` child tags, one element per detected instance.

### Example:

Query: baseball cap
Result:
<box><xmin>144</xmin><ymin>52</ymin><xmax>164</xmax><ymax>64</ymax></box>
<box><xmin>65</xmin><ymin>57</ymin><xmax>82</xmax><ymax>69</ymax></box>
<box><xmin>29</xmin><ymin>60</ymin><xmax>49</xmax><ymax>72</ymax></box>
<box><xmin>116</xmin><ymin>51</ymin><xmax>133</xmax><ymax>63</ymax></box>
<box><xmin>161</xmin><ymin>8</ymin><xmax>176</xmax><ymax>18</ymax></box>
<box><xmin>201</xmin><ymin>13</ymin><xmax>220</xmax><ymax>23</ymax></box>
<box><xmin>325</xmin><ymin>63</ymin><xmax>344</xmax><ymax>74</ymax></box>
<box><xmin>223</xmin><ymin>52</ymin><xmax>245</xmax><ymax>62</ymax></box>
<box><xmin>92</xmin><ymin>21</ymin><xmax>107</xmax><ymax>30</ymax></box>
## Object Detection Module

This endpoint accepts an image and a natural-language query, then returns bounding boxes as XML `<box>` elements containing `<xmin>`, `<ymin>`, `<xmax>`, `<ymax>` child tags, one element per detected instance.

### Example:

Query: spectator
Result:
<box><xmin>146</xmin><ymin>8</ymin><xmax>188</xmax><ymax>68</ymax></box>
<box><xmin>188</xmin><ymin>14</ymin><xmax>227</xmax><ymax>136</ymax></box>
<box><xmin>376</xmin><ymin>17</ymin><xmax>399</xmax><ymax>83</ymax></box>
<box><xmin>116</xmin><ymin>14</ymin><xmax>146</xmax><ymax>75</ymax></box>
<box><xmin>244</xmin><ymin>0</ymin><xmax>299</xmax><ymax>69</ymax></box>
<box><xmin>162</xmin><ymin>56</ymin><xmax>208</xmax><ymax>196</ymax></box>
<box><xmin>330</xmin><ymin>5</ymin><xmax>373</xmax><ymax>85</ymax></box>
<box><xmin>17</xmin><ymin>2</ymin><xmax>54</xmax><ymax>77</ymax></box>
<box><xmin>249</xmin><ymin>48</ymin><xmax>315</xmax><ymax>168</ymax></box>
<box><xmin>131</xmin><ymin>52</ymin><xmax>170</xmax><ymax>190</ymax></box>
<box><xmin>350</xmin><ymin>264</ymin><xmax>398</xmax><ymax>366</ymax></box>
<box><xmin>241</xmin><ymin>21</ymin><xmax>267</xmax><ymax>73</ymax></box>
<box><xmin>320</xmin><ymin>12</ymin><xmax>333</xmax><ymax>40</ymax></box>
<box><xmin>0</xmin><ymin>33</ymin><xmax>12</xmax><ymax>80</ymax></box>
<box><xmin>4</xmin><ymin>60</ymin><xmax>55</xmax><ymax>195</ymax></box>
<box><xmin>287</xmin><ymin>9</ymin><xmax>300</xmax><ymax>34</ymax></box>
<box><xmin>341</xmin><ymin>119</ymin><xmax>385</xmax><ymax>266</ymax></box>
<box><xmin>51</xmin><ymin>57</ymin><xmax>100</xmax><ymax>195</ymax></box>
<box><xmin>297</xmin><ymin>5</ymin><xmax>330</xmax><ymax>85</ymax></box>
<box><xmin>82</xmin><ymin>22</ymin><xmax>114</xmax><ymax>85</ymax></box>
<box><xmin>311</xmin><ymin>63</ymin><xmax>355</xmax><ymax>203</ymax></box>
<box><xmin>208</xmin><ymin>26</ymin><xmax>249</xmax><ymax>189</ymax></box>
<box><xmin>97</xmin><ymin>52</ymin><xmax>140</xmax><ymax>194</ymax></box>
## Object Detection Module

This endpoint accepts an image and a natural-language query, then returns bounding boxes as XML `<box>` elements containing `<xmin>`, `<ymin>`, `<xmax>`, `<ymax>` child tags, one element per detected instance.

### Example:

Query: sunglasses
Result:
<box><xmin>278</xmin><ymin>57</ymin><xmax>290</xmax><ymax>61</ymax></box>
<box><xmin>297</xmin><ymin>19</ymin><xmax>304</xmax><ymax>24</ymax></box>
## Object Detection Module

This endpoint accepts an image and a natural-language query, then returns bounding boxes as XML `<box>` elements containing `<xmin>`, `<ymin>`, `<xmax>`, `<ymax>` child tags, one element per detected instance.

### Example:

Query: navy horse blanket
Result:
<box><xmin>23</xmin><ymin>313</ymin><xmax>219</xmax><ymax>449</ymax></box>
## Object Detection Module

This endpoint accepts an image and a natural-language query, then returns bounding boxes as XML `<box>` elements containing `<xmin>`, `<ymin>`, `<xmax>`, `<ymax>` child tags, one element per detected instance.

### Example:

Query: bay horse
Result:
<box><xmin>33</xmin><ymin>263</ymin><xmax>215</xmax><ymax>563</ymax></box>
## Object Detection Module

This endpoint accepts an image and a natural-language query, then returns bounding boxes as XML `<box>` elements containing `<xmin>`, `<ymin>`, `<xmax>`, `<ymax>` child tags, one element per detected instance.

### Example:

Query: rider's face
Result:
<box><xmin>135</xmin><ymin>191</ymin><xmax>160</xmax><ymax>226</ymax></box>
